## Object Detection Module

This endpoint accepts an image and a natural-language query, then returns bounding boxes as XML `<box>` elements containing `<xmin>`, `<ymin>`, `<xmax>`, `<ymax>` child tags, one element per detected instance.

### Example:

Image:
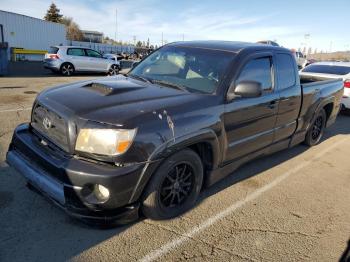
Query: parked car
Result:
<box><xmin>44</xmin><ymin>46</ymin><xmax>120</xmax><ymax>76</ymax></box>
<box><xmin>7</xmin><ymin>41</ymin><xmax>344</xmax><ymax>225</ymax></box>
<box><xmin>103</xmin><ymin>53</ymin><xmax>123</xmax><ymax>62</ymax></box>
<box><xmin>300</xmin><ymin>62</ymin><xmax>350</xmax><ymax>112</ymax></box>
<box><xmin>305</xmin><ymin>58</ymin><xmax>317</xmax><ymax>67</ymax></box>
<box><xmin>291</xmin><ymin>49</ymin><xmax>307</xmax><ymax>69</ymax></box>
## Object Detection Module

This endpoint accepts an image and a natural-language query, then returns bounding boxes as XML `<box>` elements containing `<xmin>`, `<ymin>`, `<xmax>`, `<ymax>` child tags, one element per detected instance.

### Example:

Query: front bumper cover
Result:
<box><xmin>6</xmin><ymin>124</ymin><xmax>158</xmax><ymax>225</ymax></box>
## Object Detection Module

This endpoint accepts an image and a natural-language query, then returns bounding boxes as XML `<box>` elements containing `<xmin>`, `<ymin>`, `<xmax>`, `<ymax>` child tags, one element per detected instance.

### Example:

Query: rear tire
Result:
<box><xmin>60</xmin><ymin>63</ymin><xmax>75</xmax><ymax>76</ymax></box>
<box><xmin>141</xmin><ymin>149</ymin><xmax>203</xmax><ymax>220</ymax></box>
<box><xmin>304</xmin><ymin>109</ymin><xmax>326</xmax><ymax>146</ymax></box>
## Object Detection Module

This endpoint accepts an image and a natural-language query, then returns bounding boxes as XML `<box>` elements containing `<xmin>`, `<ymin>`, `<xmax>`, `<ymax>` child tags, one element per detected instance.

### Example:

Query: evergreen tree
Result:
<box><xmin>44</xmin><ymin>3</ymin><xmax>63</xmax><ymax>23</ymax></box>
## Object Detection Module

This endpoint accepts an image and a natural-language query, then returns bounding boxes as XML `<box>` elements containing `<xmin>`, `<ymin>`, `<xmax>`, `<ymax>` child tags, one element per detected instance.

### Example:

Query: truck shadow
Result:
<box><xmin>198</xmin><ymin>113</ymin><xmax>350</xmax><ymax>205</ymax></box>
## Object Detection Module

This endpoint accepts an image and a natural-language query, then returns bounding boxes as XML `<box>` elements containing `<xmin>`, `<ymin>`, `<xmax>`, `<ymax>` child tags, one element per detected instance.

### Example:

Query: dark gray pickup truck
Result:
<box><xmin>6</xmin><ymin>41</ymin><xmax>344</xmax><ymax>225</ymax></box>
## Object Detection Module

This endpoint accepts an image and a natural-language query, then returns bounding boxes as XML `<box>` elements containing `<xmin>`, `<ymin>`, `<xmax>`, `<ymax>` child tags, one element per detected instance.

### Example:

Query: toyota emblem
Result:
<box><xmin>42</xmin><ymin>117</ymin><xmax>52</xmax><ymax>130</ymax></box>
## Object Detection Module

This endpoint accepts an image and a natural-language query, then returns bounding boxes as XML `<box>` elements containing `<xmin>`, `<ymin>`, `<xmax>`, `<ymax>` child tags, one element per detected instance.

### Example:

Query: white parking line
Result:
<box><xmin>139</xmin><ymin>137</ymin><xmax>347</xmax><ymax>262</ymax></box>
<box><xmin>0</xmin><ymin>107</ymin><xmax>31</xmax><ymax>113</ymax></box>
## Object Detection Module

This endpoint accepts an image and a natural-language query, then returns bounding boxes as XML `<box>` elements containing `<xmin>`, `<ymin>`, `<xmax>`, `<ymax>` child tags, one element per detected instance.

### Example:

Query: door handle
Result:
<box><xmin>268</xmin><ymin>100</ymin><xmax>277</xmax><ymax>109</ymax></box>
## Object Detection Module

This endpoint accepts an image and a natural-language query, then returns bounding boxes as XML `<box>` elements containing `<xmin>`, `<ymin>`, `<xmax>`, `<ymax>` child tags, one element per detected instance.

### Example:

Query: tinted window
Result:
<box><xmin>86</xmin><ymin>49</ymin><xmax>102</xmax><ymax>58</ymax></box>
<box><xmin>130</xmin><ymin>46</ymin><xmax>235</xmax><ymax>94</ymax></box>
<box><xmin>276</xmin><ymin>54</ymin><xmax>296</xmax><ymax>90</ymax></box>
<box><xmin>67</xmin><ymin>48</ymin><xmax>85</xmax><ymax>56</ymax></box>
<box><xmin>49</xmin><ymin>47</ymin><xmax>59</xmax><ymax>54</ymax></box>
<box><xmin>236</xmin><ymin>57</ymin><xmax>273</xmax><ymax>91</ymax></box>
<box><xmin>302</xmin><ymin>64</ymin><xmax>350</xmax><ymax>75</ymax></box>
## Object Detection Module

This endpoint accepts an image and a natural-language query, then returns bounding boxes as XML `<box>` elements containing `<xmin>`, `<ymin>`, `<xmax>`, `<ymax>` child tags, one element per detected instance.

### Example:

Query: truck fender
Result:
<box><xmin>128</xmin><ymin>128</ymin><xmax>221</xmax><ymax>203</ymax></box>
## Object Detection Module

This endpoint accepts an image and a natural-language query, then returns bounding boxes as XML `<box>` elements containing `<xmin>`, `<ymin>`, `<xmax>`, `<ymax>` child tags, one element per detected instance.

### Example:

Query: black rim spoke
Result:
<box><xmin>160</xmin><ymin>163</ymin><xmax>195</xmax><ymax>208</ymax></box>
<box><xmin>311</xmin><ymin>116</ymin><xmax>323</xmax><ymax>140</ymax></box>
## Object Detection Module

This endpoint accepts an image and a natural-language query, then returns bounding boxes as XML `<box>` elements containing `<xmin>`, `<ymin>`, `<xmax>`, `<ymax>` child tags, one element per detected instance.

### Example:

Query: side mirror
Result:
<box><xmin>227</xmin><ymin>81</ymin><xmax>262</xmax><ymax>100</ymax></box>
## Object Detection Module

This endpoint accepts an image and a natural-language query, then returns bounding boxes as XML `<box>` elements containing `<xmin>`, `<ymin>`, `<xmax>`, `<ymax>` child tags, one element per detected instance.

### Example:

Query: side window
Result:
<box><xmin>86</xmin><ymin>49</ymin><xmax>102</xmax><ymax>58</ymax></box>
<box><xmin>236</xmin><ymin>57</ymin><xmax>273</xmax><ymax>92</ymax></box>
<box><xmin>275</xmin><ymin>53</ymin><xmax>296</xmax><ymax>90</ymax></box>
<box><xmin>67</xmin><ymin>48</ymin><xmax>85</xmax><ymax>56</ymax></box>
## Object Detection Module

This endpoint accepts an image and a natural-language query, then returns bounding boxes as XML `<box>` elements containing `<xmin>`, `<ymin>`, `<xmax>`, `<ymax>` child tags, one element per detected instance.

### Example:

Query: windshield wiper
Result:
<box><xmin>127</xmin><ymin>74</ymin><xmax>152</xmax><ymax>83</ymax></box>
<box><xmin>150</xmin><ymin>79</ymin><xmax>187</xmax><ymax>91</ymax></box>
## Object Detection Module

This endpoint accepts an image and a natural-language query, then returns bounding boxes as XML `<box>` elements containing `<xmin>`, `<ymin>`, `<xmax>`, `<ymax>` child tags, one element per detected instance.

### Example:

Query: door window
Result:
<box><xmin>86</xmin><ymin>49</ymin><xmax>102</xmax><ymax>58</ymax></box>
<box><xmin>275</xmin><ymin>53</ymin><xmax>296</xmax><ymax>90</ymax></box>
<box><xmin>67</xmin><ymin>48</ymin><xmax>85</xmax><ymax>56</ymax></box>
<box><xmin>236</xmin><ymin>57</ymin><xmax>273</xmax><ymax>92</ymax></box>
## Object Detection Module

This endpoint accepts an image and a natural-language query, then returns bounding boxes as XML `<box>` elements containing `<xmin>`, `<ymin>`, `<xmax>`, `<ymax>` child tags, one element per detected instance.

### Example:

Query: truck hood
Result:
<box><xmin>37</xmin><ymin>75</ymin><xmax>210</xmax><ymax>128</ymax></box>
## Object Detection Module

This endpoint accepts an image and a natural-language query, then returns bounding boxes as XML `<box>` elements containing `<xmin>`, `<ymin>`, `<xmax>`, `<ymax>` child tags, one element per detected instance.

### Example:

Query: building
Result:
<box><xmin>0</xmin><ymin>10</ymin><xmax>66</xmax><ymax>61</ymax></box>
<box><xmin>81</xmin><ymin>30</ymin><xmax>103</xmax><ymax>43</ymax></box>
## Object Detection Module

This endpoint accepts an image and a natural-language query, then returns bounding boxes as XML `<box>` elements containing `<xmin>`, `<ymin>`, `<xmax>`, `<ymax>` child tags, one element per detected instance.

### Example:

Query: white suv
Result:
<box><xmin>44</xmin><ymin>46</ymin><xmax>120</xmax><ymax>76</ymax></box>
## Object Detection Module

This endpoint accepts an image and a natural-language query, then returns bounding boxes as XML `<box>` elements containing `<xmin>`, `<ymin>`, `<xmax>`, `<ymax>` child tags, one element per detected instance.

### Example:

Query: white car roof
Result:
<box><xmin>311</xmin><ymin>61</ymin><xmax>350</xmax><ymax>67</ymax></box>
<box><xmin>53</xmin><ymin>46</ymin><xmax>93</xmax><ymax>49</ymax></box>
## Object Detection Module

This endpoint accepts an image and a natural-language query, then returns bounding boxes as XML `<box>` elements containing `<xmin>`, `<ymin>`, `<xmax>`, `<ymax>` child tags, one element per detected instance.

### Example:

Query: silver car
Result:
<box><xmin>44</xmin><ymin>46</ymin><xmax>120</xmax><ymax>76</ymax></box>
<box><xmin>300</xmin><ymin>62</ymin><xmax>350</xmax><ymax>111</ymax></box>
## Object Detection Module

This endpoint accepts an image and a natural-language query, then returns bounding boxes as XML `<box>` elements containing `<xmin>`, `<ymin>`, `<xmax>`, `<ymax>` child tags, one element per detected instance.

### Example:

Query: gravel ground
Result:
<box><xmin>0</xmin><ymin>75</ymin><xmax>349</xmax><ymax>262</ymax></box>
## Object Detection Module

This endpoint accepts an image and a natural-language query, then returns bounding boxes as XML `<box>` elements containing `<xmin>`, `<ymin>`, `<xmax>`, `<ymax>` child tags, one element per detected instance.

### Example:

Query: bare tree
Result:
<box><xmin>61</xmin><ymin>17</ymin><xmax>83</xmax><ymax>41</ymax></box>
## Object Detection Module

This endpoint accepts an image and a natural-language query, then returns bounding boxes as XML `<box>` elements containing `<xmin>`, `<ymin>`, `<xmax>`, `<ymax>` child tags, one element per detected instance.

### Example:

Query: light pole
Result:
<box><xmin>115</xmin><ymin>8</ymin><xmax>118</xmax><ymax>43</ymax></box>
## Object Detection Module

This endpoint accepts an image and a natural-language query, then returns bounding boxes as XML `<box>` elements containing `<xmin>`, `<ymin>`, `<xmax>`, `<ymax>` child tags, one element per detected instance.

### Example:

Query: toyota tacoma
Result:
<box><xmin>6</xmin><ymin>41</ymin><xmax>344</xmax><ymax>225</ymax></box>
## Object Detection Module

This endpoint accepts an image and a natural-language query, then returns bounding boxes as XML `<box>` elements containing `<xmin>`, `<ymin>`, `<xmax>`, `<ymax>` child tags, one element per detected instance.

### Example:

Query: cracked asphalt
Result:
<box><xmin>0</xmin><ymin>75</ymin><xmax>350</xmax><ymax>261</ymax></box>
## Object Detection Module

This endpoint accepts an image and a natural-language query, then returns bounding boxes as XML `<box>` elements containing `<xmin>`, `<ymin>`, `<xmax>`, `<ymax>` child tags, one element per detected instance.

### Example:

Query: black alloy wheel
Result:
<box><xmin>304</xmin><ymin>108</ymin><xmax>326</xmax><ymax>146</ymax></box>
<box><xmin>159</xmin><ymin>163</ymin><xmax>195</xmax><ymax>208</ymax></box>
<box><xmin>142</xmin><ymin>149</ymin><xmax>203</xmax><ymax>220</ymax></box>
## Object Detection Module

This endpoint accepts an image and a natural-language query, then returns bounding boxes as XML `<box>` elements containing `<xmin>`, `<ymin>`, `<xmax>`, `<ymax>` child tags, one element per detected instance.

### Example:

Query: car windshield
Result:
<box><xmin>302</xmin><ymin>64</ymin><xmax>350</xmax><ymax>75</ymax></box>
<box><xmin>129</xmin><ymin>46</ymin><xmax>235</xmax><ymax>94</ymax></box>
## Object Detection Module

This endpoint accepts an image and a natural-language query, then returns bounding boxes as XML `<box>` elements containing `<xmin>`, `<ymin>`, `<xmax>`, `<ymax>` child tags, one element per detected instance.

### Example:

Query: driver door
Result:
<box><xmin>223</xmin><ymin>54</ymin><xmax>279</xmax><ymax>164</ymax></box>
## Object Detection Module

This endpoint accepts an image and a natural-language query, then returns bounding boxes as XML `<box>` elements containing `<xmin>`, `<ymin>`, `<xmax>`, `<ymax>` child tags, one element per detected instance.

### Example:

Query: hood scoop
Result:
<box><xmin>82</xmin><ymin>82</ymin><xmax>143</xmax><ymax>96</ymax></box>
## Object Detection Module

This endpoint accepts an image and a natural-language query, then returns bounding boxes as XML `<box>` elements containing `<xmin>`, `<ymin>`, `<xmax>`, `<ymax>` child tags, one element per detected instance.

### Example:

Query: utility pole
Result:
<box><xmin>115</xmin><ymin>8</ymin><xmax>118</xmax><ymax>43</ymax></box>
<box><xmin>133</xmin><ymin>35</ymin><xmax>136</xmax><ymax>46</ymax></box>
<box><xmin>161</xmin><ymin>32</ymin><xmax>164</xmax><ymax>46</ymax></box>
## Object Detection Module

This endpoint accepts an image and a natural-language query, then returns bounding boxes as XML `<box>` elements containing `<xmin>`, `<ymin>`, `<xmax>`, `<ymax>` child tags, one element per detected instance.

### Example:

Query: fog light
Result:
<box><xmin>94</xmin><ymin>184</ymin><xmax>109</xmax><ymax>202</ymax></box>
<box><xmin>94</xmin><ymin>184</ymin><xmax>110</xmax><ymax>201</ymax></box>
<box><xmin>81</xmin><ymin>184</ymin><xmax>110</xmax><ymax>204</ymax></box>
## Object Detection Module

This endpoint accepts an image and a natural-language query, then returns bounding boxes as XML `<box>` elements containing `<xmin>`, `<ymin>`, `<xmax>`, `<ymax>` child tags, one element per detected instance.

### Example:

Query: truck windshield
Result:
<box><xmin>302</xmin><ymin>64</ymin><xmax>350</xmax><ymax>75</ymax></box>
<box><xmin>129</xmin><ymin>46</ymin><xmax>235</xmax><ymax>94</ymax></box>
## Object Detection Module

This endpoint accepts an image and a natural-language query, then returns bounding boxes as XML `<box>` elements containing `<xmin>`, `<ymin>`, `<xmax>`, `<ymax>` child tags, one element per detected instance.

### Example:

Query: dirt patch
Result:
<box><xmin>0</xmin><ymin>94</ymin><xmax>29</xmax><ymax>104</ymax></box>
<box><xmin>23</xmin><ymin>91</ymin><xmax>38</xmax><ymax>94</ymax></box>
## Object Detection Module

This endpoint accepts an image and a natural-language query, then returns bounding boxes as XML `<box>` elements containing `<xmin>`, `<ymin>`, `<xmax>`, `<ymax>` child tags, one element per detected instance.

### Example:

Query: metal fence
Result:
<box><xmin>67</xmin><ymin>40</ymin><xmax>135</xmax><ymax>54</ymax></box>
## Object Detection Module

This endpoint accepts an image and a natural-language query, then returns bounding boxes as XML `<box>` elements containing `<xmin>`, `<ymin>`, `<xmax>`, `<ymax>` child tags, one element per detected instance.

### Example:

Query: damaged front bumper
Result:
<box><xmin>6</xmin><ymin>124</ymin><xmax>157</xmax><ymax>226</ymax></box>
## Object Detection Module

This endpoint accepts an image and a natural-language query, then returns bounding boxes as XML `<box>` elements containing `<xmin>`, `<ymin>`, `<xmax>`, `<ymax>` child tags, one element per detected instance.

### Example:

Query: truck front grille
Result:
<box><xmin>31</xmin><ymin>104</ymin><xmax>70</xmax><ymax>152</ymax></box>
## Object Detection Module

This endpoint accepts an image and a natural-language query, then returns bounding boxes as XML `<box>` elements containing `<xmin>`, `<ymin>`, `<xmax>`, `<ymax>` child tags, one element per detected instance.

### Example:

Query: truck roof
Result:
<box><xmin>167</xmin><ymin>40</ymin><xmax>288</xmax><ymax>53</ymax></box>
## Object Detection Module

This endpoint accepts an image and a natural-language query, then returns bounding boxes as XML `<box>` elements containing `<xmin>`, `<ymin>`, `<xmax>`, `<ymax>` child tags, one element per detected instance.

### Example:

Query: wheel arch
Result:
<box><xmin>128</xmin><ymin>129</ymin><xmax>221</xmax><ymax>203</ymax></box>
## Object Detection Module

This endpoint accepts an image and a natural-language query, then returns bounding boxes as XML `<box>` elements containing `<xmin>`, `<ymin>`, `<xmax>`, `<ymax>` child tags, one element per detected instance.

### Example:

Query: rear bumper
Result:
<box><xmin>43</xmin><ymin>59</ymin><xmax>61</xmax><ymax>71</ymax></box>
<box><xmin>6</xmin><ymin>124</ymin><xmax>157</xmax><ymax>225</ymax></box>
<box><xmin>341</xmin><ymin>96</ymin><xmax>350</xmax><ymax>109</ymax></box>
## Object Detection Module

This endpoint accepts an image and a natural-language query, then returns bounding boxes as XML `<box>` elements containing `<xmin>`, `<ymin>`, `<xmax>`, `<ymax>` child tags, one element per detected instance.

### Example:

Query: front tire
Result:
<box><xmin>108</xmin><ymin>64</ymin><xmax>120</xmax><ymax>76</ymax></box>
<box><xmin>304</xmin><ymin>109</ymin><xmax>326</xmax><ymax>146</ymax></box>
<box><xmin>142</xmin><ymin>149</ymin><xmax>203</xmax><ymax>220</ymax></box>
<box><xmin>60</xmin><ymin>63</ymin><xmax>75</xmax><ymax>76</ymax></box>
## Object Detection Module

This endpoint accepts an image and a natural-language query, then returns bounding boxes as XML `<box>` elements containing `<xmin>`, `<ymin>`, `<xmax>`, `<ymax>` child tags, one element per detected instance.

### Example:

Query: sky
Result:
<box><xmin>1</xmin><ymin>0</ymin><xmax>349</xmax><ymax>52</ymax></box>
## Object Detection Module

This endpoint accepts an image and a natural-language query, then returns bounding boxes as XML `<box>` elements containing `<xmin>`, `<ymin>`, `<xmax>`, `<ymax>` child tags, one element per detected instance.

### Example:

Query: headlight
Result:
<box><xmin>75</xmin><ymin>128</ymin><xmax>137</xmax><ymax>156</ymax></box>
